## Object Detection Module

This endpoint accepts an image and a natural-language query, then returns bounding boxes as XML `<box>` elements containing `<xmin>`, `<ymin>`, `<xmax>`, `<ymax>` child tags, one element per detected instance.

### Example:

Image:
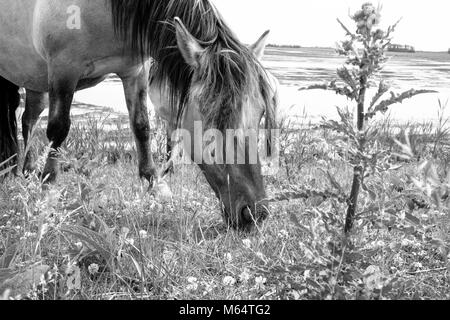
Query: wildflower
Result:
<box><xmin>341</xmin><ymin>40</ymin><xmax>354</xmax><ymax>52</ymax></box>
<box><xmin>363</xmin><ymin>265</ymin><xmax>383</xmax><ymax>291</ymax></box>
<box><xmin>0</xmin><ymin>289</ymin><xmax>11</xmax><ymax>301</ymax></box>
<box><xmin>255</xmin><ymin>276</ymin><xmax>267</xmax><ymax>290</ymax></box>
<box><xmin>362</xmin><ymin>2</ymin><xmax>375</xmax><ymax>16</ymax></box>
<box><xmin>289</xmin><ymin>290</ymin><xmax>301</xmax><ymax>300</ymax></box>
<box><xmin>163</xmin><ymin>250</ymin><xmax>176</xmax><ymax>263</ymax></box>
<box><xmin>23</xmin><ymin>232</ymin><xmax>36</xmax><ymax>239</ymax></box>
<box><xmin>401</xmin><ymin>238</ymin><xmax>413</xmax><ymax>247</ymax></box>
<box><xmin>125</xmin><ymin>238</ymin><xmax>135</xmax><ymax>246</ymax></box>
<box><xmin>242</xmin><ymin>239</ymin><xmax>252</xmax><ymax>249</ymax></box>
<box><xmin>75</xmin><ymin>242</ymin><xmax>83</xmax><ymax>250</ymax></box>
<box><xmin>303</xmin><ymin>270</ymin><xmax>311</xmax><ymax>280</ymax></box>
<box><xmin>88</xmin><ymin>263</ymin><xmax>99</xmax><ymax>275</ymax></box>
<box><xmin>121</xmin><ymin>227</ymin><xmax>130</xmax><ymax>236</ymax></box>
<box><xmin>353</xmin><ymin>2</ymin><xmax>381</xmax><ymax>35</ymax></box>
<box><xmin>239</xmin><ymin>269</ymin><xmax>251</xmax><ymax>284</ymax></box>
<box><xmin>187</xmin><ymin>277</ymin><xmax>198</xmax><ymax>291</ymax></box>
<box><xmin>256</xmin><ymin>252</ymin><xmax>266</xmax><ymax>261</ymax></box>
<box><xmin>376</xmin><ymin>240</ymin><xmax>386</xmax><ymax>248</ymax></box>
<box><xmin>224</xmin><ymin>253</ymin><xmax>232</xmax><ymax>263</ymax></box>
<box><xmin>139</xmin><ymin>230</ymin><xmax>148</xmax><ymax>239</ymax></box>
<box><xmin>373</xmin><ymin>29</ymin><xmax>385</xmax><ymax>41</ymax></box>
<box><xmin>412</xmin><ymin>262</ymin><xmax>423</xmax><ymax>270</ymax></box>
<box><xmin>223</xmin><ymin>276</ymin><xmax>236</xmax><ymax>287</ymax></box>
<box><xmin>278</xmin><ymin>229</ymin><xmax>289</xmax><ymax>240</ymax></box>
<box><xmin>202</xmin><ymin>283</ymin><xmax>214</xmax><ymax>296</ymax></box>
<box><xmin>40</xmin><ymin>223</ymin><xmax>49</xmax><ymax>237</ymax></box>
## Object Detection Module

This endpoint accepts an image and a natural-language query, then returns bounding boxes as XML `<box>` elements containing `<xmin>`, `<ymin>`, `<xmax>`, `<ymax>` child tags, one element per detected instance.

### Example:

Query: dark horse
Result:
<box><xmin>0</xmin><ymin>0</ymin><xmax>277</xmax><ymax>231</ymax></box>
<box><xmin>0</xmin><ymin>76</ymin><xmax>20</xmax><ymax>173</ymax></box>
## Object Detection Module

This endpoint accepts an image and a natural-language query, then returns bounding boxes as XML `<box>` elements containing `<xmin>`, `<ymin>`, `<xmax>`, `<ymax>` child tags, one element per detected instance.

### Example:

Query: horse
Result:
<box><xmin>0</xmin><ymin>0</ymin><xmax>277</xmax><ymax>231</ymax></box>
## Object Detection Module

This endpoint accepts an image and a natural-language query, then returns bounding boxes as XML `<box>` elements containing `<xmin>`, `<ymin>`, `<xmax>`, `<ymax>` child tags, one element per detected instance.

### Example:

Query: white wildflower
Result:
<box><xmin>223</xmin><ymin>276</ymin><xmax>236</xmax><ymax>287</ymax></box>
<box><xmin>239</xmin><ymin>269</ymin><xmax>251</xmax><ymax>284</ymax></box>
<box><xmin>88</xmin><ymin>263</ymin><xmax>99</xmax><ymax>275</ymax></box>
<box><xmin>242</xmin><ymin>239</ymin><xmax>252</xmax><ymax>249</ymax></box>
<box><xmin>255</xmin><ymin>276</ymin><xmax>267</xmax><ymax>290</ymax></box>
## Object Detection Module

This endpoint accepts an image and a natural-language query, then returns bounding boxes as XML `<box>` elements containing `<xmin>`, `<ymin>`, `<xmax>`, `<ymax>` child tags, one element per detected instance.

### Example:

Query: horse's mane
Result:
<box><xmin>110</xmin><ymin>0</ymin><xmax>274</xmax><ymax>131</ymax></box>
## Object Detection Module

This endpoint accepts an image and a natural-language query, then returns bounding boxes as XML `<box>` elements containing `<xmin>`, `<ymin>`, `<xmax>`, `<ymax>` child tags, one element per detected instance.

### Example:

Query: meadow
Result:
<box><xmin>1</xmin><ymin>46</ymin><xmax>450</xmax><ymax>300</ymax></box>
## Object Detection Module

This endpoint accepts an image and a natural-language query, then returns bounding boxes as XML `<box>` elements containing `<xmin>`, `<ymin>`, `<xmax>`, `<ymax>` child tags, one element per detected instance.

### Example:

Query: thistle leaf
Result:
<box><xmin>366</xmin><ymin>89</ymin><xmax>437</xmax><ymax>120</ymax></box>
<box><xmin>60</xmin><ymin>225</ymin><xmax>114</xmax><ymax>269</ymax></box>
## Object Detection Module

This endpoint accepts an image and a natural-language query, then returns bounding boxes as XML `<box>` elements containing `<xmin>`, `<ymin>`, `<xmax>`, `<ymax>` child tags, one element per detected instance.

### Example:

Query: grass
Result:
<box><xmin>0</xmin><ymin>110</ymin><xmax>449</xmax><ymax>300</ymax></box>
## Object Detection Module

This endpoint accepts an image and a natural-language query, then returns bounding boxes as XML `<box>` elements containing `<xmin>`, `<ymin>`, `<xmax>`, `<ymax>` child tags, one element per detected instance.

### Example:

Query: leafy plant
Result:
<box><xmin>301</xmin><ymin>2</ymin><xmax>435</xmax><ymax>233</ymax></box>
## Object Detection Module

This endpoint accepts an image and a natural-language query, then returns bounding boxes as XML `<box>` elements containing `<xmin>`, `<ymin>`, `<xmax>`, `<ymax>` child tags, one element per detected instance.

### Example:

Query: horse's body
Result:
<box><xmin>0</xmin><ymin>0</ymin><xmax>277</xmax><ymax>230</ymax></box>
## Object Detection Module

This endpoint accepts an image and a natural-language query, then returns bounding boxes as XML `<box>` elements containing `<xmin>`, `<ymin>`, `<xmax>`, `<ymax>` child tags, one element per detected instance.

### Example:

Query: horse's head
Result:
<box><xmin>174</xmin><ymin>18</ymin><xmax>278</xmax><ymax>231</ymax></box>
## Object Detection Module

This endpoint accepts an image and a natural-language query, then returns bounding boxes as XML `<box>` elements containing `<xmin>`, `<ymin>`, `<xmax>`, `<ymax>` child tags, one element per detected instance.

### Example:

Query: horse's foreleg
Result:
<box><xmin>22</xmin><ymin>90</ymin><xmax>47</xmax><ymax>174</ymax></box>
<box><xmin>120</xmin><ymin>67</ymin><xmax>158</xmax><ymax>187</ymax></box>
<box><xmin>42</xmin><ymin>66</ymin><xmax>79</xmax><ymax>182</ymax></box>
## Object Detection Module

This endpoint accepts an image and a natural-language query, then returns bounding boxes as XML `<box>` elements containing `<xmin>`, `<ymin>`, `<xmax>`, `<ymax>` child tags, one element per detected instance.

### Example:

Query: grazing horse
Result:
<box><xmin>0</xmin><ymin>0</ymin><xmax>277</xmax><ymax>231</ymax></box>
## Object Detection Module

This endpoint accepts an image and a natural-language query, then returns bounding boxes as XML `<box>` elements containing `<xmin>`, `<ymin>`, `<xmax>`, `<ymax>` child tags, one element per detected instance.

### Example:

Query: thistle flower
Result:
<box><xmin>341</xmin><ymin>40</ymin><xmax>354</xmax><ymax>53</ymax></box>
<box><xmin>352</xmin><ymin>2</ymin><xmax>382</xmax><ymax>35</ymax></box>
<box><xmin>362</xmin><ymin>2</ymin><xmax>375</xmax><ymax>16</ymax></box>
<box><xmin>373</xmin><ymin>29</ymin><xmax>385</xmax><ymax>41</ymax></box>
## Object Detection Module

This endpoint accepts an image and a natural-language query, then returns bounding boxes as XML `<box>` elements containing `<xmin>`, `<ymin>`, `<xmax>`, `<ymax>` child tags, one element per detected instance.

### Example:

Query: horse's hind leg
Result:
<box><xmin>0</xmin><ymin>77</ymin><xmax>20</xmax><ymax>172</ymax></box>
<box><xmin>22</xmin><ymin>90</ymin><xmax>47</xmax><ymax>174</ymax></box>
<box><xmin>119</xmin><ymin>65</ymin><xmax>158</xmax><ymax>187</ymax></box>
<box><xmin>42</xmin><ymin>66</ymin><xmax>80</xmax><ymax>182</ymax></box>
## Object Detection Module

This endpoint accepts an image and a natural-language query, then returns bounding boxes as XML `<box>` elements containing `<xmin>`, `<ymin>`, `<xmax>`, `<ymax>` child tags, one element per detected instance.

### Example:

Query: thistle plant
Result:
<box><xmin>302</xmin><ymin>2</ymin><xmax>435</xmax><ymax>233</ymax></box>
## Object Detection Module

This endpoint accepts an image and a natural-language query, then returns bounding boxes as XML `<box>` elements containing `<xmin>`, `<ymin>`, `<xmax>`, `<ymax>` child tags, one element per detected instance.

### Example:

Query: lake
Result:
<box><xmin>73</xmin><ymin>47</ymin><xmax>450</xmax><ymax>124</ymax></box>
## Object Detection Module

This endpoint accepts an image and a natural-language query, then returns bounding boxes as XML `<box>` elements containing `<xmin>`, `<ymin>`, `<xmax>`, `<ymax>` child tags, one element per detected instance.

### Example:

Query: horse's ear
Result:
<box><xmin>174</xmin><ymin>17</ymin><xmax>203</xmax><ymax>68</ymax></box>
<box><xmin>249</xmin><ymin>30</ymin><xmax>270</xmax><ymax>60</ymax></box>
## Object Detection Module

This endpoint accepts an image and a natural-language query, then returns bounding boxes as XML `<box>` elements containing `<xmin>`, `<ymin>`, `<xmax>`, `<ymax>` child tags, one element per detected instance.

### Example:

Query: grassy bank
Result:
<box><xmin>0</xmin><ymin>111</ymin><xmax>449</xmax><ymax>300</ymax></box>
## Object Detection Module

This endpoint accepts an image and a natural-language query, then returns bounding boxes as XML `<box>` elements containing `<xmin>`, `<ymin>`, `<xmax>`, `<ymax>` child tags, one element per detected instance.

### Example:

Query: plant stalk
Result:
<box><xmin>344</xmin><ymin>75</ymin><xmax>367</xmax><ymax>233</ymax></box>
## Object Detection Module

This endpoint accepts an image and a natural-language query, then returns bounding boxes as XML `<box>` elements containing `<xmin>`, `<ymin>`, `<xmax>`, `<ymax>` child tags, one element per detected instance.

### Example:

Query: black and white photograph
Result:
<box><xmin>0</xmin><ymin>0</ymin><xmax>449</xmax><ymax>305</ymax></box>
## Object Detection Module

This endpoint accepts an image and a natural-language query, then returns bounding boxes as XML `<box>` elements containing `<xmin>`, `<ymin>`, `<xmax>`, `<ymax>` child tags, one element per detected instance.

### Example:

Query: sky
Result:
<box><xmin>212</xmin><ymin>0</ymin><xmax>450</xmax><ymax>52</ymax></box>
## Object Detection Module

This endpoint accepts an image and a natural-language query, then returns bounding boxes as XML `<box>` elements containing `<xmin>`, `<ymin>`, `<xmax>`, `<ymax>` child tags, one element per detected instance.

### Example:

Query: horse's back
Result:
<box><xmin>0</xmin><ymin>0</ymin><xmax>133</xmax><ymax>92</ymax></box>
<box><xmin>0</xmin><ymin>0</ymin><xmax>48</xmax><ymax>90</ymax></box>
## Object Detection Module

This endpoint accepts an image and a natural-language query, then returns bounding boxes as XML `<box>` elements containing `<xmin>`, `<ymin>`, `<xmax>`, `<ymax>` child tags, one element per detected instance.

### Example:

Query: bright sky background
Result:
<box><xmin>213</xmin><ymin>0</ymin><xmax>450</xmax><ymax>52</ymax></box>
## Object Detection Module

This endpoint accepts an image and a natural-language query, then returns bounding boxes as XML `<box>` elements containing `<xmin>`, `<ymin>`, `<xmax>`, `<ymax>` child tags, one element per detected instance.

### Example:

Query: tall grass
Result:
<box><xmin>2</xmin><ymin>101</ymin><xmax>449</xmax><ymax>299</ymax></box>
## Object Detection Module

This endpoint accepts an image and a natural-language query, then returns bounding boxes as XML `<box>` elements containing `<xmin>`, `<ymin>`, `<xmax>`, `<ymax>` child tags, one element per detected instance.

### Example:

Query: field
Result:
<box><xmin>1</xmin><ymin>47</ymin><xmax>450</xmax><ymax>300</ymax></box>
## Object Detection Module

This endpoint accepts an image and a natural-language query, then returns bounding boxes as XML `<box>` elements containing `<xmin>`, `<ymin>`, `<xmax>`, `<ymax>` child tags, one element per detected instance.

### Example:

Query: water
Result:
<box><xmin>73</xmin><ymin>47</ymin><xmax>450</xmax><ymax>124</ymax></box>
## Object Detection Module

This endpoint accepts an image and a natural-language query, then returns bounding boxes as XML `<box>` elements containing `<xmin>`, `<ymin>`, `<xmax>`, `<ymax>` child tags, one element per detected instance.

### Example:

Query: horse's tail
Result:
<box><xmin>0</xmin><ymin>76</ymin><xmax>20</xmax><ymax>173</ymax></box>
